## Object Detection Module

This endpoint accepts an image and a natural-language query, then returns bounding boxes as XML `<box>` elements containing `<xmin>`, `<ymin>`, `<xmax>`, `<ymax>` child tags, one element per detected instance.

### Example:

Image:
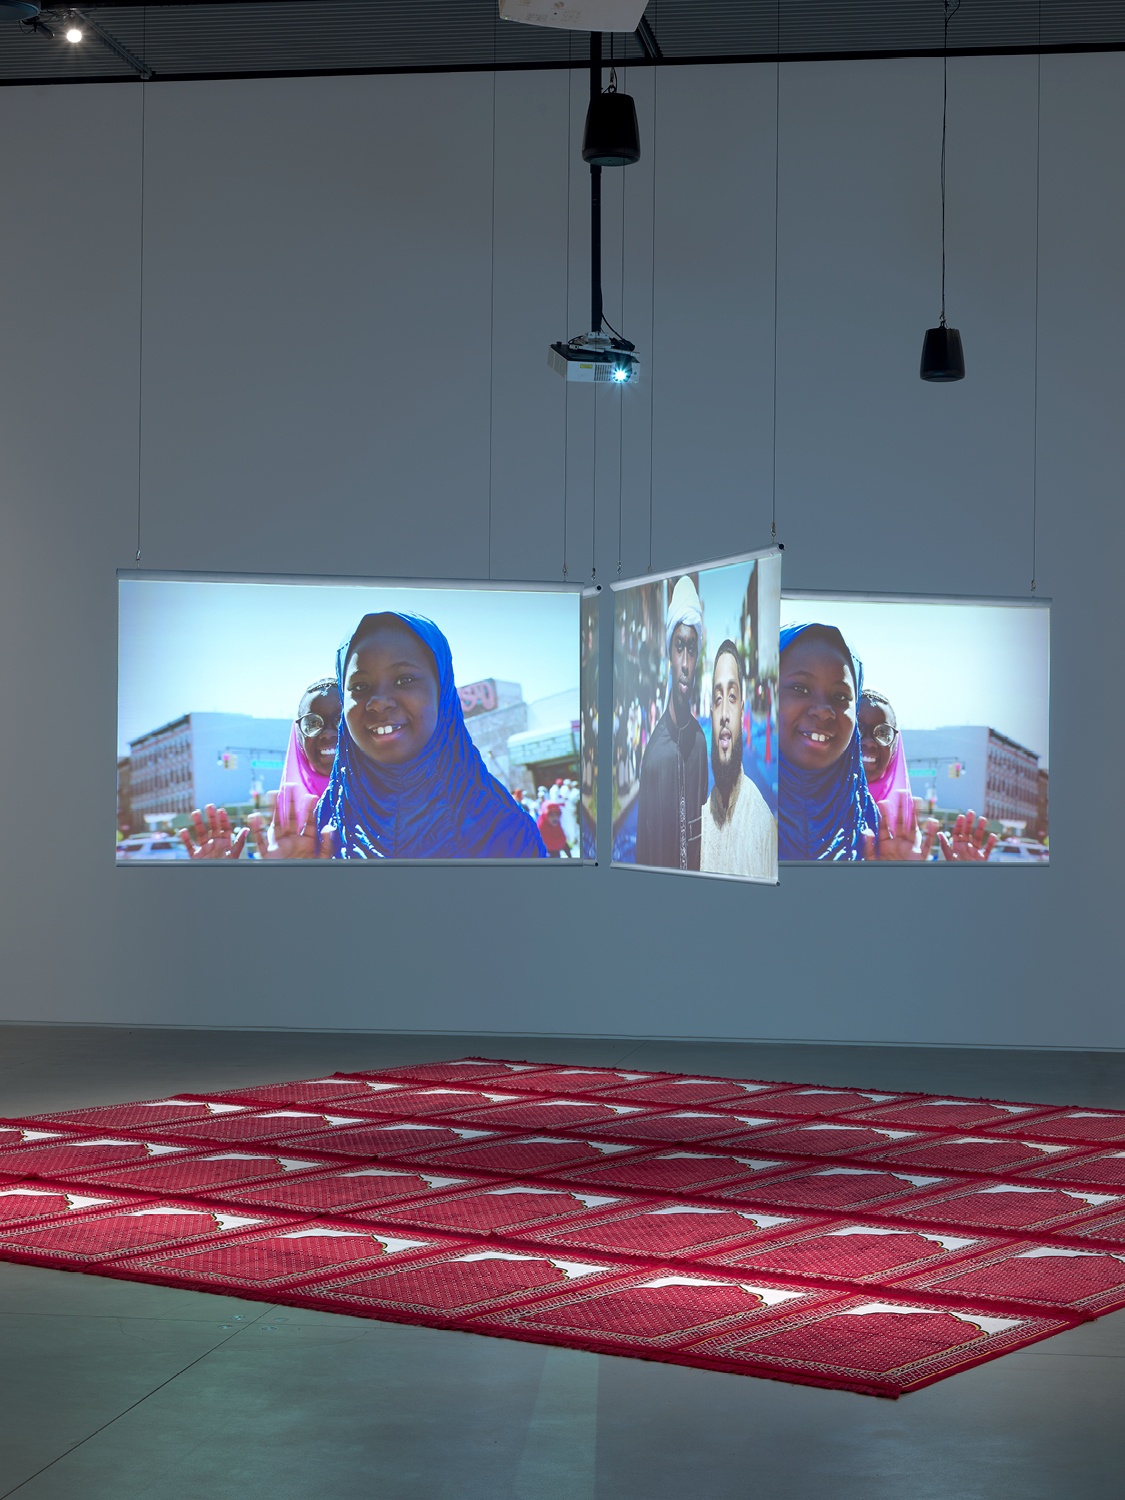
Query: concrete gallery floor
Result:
<box><xmin>1</xmin><ymin>1026</ymin><xmax>1123</xmax><ymax>1499</ymax></box>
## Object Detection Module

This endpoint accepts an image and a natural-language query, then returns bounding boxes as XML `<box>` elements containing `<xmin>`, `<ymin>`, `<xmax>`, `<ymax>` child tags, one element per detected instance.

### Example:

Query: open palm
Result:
<box><xmin>179</xmin><ymin>804</ymin><xmax>248</xmax><ymax>860</ymax></box>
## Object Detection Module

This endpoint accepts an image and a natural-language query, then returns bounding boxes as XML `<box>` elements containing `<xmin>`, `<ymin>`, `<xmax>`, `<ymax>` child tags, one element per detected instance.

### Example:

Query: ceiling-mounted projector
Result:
<box><xmin>499</xmin><ymin>0</ymin><xmax>649</xmax><ymax>32</ymax></box>
<box><xmin>549</xmin><ymin>332</ymin><xmax>639</xmax><ymax>384</ymax></box>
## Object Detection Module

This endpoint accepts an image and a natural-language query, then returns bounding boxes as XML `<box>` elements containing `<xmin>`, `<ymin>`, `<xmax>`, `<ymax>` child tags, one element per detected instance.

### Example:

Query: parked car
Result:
<box><xmin>116</xmin><ymin>834</ymin><xmax>189</xmax><ymax>861</ymax></box>
<box><xmin>993</xmin><ymin>838</ymin><xmax>1049</xmax><ymax>864</ymax></box>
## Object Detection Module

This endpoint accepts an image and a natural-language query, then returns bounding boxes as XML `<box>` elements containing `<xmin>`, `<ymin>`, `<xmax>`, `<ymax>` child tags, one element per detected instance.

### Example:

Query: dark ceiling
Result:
<box><xmin>3</xmin><ymin>0</ymin><xmax>1123</xmax><ymax>87</ymax></box>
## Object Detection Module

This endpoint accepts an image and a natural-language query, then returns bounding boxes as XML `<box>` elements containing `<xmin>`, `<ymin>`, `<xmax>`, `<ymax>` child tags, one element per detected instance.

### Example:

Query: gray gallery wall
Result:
<box><xmin>0</xmin><ymin>52</ymin><xmax>1121</xmax><ymax>1047</ymax></box>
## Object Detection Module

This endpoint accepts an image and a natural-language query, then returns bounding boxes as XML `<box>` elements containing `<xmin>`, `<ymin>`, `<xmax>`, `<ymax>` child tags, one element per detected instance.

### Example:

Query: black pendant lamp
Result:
<box><xmin>921</xmin><ymin>0</ymin><xmax>965</xmax><ymax>382</ymax></box>
<box><xmin>583</xmin><ymin>68</ymin><xmax>640</xmax><ymax>167</ymax></box>
<box><xmin>920</xmin><ymin>324</ymin><xmax>964</xmax><ymax>382</ymax></box>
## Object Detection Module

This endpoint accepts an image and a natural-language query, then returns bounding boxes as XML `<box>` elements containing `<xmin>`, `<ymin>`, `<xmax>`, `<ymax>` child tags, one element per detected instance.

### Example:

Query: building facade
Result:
<box><xmin>903</xmin><ymin>725</ymin><xmax>1042</xmax><ymax>829</ymax></box>
<box><xmin>125</xmin><ymin>713</ymin><xmax>293</xmax><ymax>826</ymax></box>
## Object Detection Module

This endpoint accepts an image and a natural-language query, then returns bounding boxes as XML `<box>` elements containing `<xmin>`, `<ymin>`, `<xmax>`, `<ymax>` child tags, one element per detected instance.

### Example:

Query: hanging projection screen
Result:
<box><xmin>579</xmin><ymin>589</ymin><xmax>599</xmax><ymax>861</ymax></box>
<box><xmin>610</xmin><ymin>548</ymin><xmax>782</xmax><ymax>883</ymax></box>
<box><xmin>117</xmin><ymin>574</ymin><xmax>584</xmax><ymax>863</ymax></box>
<box><xmin>777</xmin><ymin>594</ymin><xmax>1050</xmax><ymax>864</ymax></box>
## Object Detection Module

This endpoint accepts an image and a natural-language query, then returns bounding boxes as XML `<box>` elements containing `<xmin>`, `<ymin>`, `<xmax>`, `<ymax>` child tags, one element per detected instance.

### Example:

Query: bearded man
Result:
<box><xmin>700</xmin><ymin>639</ymin><xmax>777</xmax><ymax>880</ymax></box>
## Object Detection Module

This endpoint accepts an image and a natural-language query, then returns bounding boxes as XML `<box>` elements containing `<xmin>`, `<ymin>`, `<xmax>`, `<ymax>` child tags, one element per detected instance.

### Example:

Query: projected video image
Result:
<box><xmin>579</xmin><ymin>591</ymin><xmax>599</xmax><ymax>861</ymax></box>
<box><xmin>778</xmin><ymin>596</ymin><xmax>1050</xmax><ymax>864</ymax></box>
<box><xmin>610</xmin><ymin>550</ymin><xmax>781</xmax><ymax>882</ymax></box>
<box><xmin>117</xmin><ymin>577</ymin><xmax>583</xmax><ymax>862</ymax></box>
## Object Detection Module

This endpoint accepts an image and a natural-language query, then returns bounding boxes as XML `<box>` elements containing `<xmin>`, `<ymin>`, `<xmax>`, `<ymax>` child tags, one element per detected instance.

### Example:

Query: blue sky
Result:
<box><xmin>119</xmin><ymin>579</ymin><xmax>580</xmax><ymax>754</ymax></box>
<box><xmin>697</xmin><ymin>554</ymin><xmax>782</xmax><ymax>677</ymax></box>
<box><xmin>782</xmin><ymin>596</ymin><xmax>1050</xmax><ymax>765</ymax></box>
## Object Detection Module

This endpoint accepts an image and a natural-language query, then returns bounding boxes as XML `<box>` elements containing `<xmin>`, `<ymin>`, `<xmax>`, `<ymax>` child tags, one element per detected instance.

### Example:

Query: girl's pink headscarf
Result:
<box><xmin>272</xmin><ymin>722</ymin><xmax>331</xmax><ymax>834</ymax></box>
<box><xmin>866</xmin><ymin>725</ymin><xmax>911</xmax><ymax>806</ymax></box>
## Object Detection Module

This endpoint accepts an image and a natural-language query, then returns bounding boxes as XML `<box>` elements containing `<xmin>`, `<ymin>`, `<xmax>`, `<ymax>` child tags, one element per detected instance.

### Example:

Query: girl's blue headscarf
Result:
<box><xmin>317</xmin><ymin>612</ymin><xmax>547</xmax><ymax>860</ymax></box>
<box><xmin>778</xmin><ymin>623</ymin><xmax>878</xmax><ymax>861</ymax></box>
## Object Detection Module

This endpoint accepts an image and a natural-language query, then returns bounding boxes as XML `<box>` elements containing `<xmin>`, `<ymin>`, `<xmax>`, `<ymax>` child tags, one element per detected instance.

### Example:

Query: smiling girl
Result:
<box><xmin>777</xmin><ymin>623</ymin><xmax>878</xmax><ymax>860</ymax></box>
<box><xmin>271</xmin><ymin>677</ymin><xmax>341</xmax><ymax>838</ymax></box>
<box><xmin>304</xmin><ymin>611</ymin><xmax>546</xmax><ymax>860</ymax></box>
<box><xmin>778</xmin><ymin>626</ymin><xmax>995</xmax><ymax>862</ymax></box>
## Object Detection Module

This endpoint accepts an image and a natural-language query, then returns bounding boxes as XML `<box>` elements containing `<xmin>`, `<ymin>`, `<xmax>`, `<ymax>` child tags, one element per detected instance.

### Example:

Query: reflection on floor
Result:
<box><xmin>1</xmin><ymin>1024</ymin><xmax>1123</xmax><ymax>1500</ymax></box>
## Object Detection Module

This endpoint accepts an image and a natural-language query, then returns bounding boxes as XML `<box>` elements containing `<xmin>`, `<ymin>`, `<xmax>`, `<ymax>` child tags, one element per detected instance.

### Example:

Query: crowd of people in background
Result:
<box><xmin>512</xmin><ymin>778</ymin><xmax>581</xmax><ymax>857</ymax></box>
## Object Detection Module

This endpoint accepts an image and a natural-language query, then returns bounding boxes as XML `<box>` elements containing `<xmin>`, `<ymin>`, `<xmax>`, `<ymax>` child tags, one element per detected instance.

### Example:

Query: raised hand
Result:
<box><xmin>178</xmin><ymin>804</ymin><xmax>248</xmax><ymax>860</ymax></box>
<box><xmin>938</xmin><ymin>810</ymin><xmax>998</xmax><ymax>863</ymax></box>
<box><xmin>247</xmin><ymin>803</ymin><xmax>337</xmax><ymax>860</ymax></box>
<box><xmin>864</xmin><ymin>794</ymin><xmax>926</xmax><ymax>861</ymax></box>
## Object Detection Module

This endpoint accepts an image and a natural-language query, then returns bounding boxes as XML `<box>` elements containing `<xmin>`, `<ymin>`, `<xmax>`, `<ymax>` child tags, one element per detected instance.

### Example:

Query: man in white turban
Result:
<box><xmin>634</xmin><ymin>575</ymin><xmax>708</xmax><ymax>871</ymax></box>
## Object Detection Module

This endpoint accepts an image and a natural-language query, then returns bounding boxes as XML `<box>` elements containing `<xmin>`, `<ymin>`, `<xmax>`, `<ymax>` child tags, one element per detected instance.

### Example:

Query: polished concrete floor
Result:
<box><xmin>1</xmin><ymin>1024</ymin><xmax>1123</xmax><ymax>1499</ymax></box>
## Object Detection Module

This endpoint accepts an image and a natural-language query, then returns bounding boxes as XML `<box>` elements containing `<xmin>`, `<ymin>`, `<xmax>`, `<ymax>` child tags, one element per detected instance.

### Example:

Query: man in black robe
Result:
<box><xmin>635</xmin><ymin>575</ymin><xmax>708</xmax><ymax>871</ymax></box>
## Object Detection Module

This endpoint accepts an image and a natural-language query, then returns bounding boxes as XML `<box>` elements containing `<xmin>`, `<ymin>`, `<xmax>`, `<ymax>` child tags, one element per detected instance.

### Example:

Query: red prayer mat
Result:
<box><xmin>24</xmin><ymin>1098</ymin><xmax>258</xmax><ymax>1131</ymax></box>
<box><xmin>0</xmin><ymin>1181</ymin><xmax>138</xmax><ymax>1224</ymax></box>
<box><xmin>1019</xmin><ymin>1151</ymin><xmax>1125</xmax><ymax>1189</ymax></box>
<box><xmin>2</xmin><ymin>1056</ymin><xmax>1123</xmax><ymax>1397</ymax></box>
<box><xmin>989</xmin><ymin>1108</ymin><xmax>1125</xmax><ymax>1144</ymax></box>
<box><xmin>69</xmin><ymin>1149</ymin><xmax>347</xmax><ymax>1195</ymax></box>
<box><xmin>0</xmin><ymin>1197</ymin><xmax>287</xmax><ymax>1268</ymax></box>
<box><xmin>205</xmin><ymin>1078</ymin><xmax>411</xmax><ymax>1107</ymax></box>
<box><xmin>594</xmin><ymin>1076</ymin><xmax>791</xmax><ymax>1108</ymax></box>
<box><xmin>213</xmin><ymin>1165</ymin><xmax>490</xmax><ymax>1216</ymax></box>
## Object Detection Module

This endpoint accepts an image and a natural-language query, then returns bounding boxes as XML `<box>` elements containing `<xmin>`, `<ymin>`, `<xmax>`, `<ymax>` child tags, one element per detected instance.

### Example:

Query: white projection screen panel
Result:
<box><xmin>579</xmin><ymin>588</ymin><xmax>599</xmax><ymax>861</ymax></box>
<box><xmin>117</xmin><ymin>573</ymin><xmax>585</xmax><ymax>864</ymax></box>
<box><xmin>778</xmin><ymin>594</ymin><xmax>1050</xmax><ymax>864</ymax></box>
<box><xmin>610</xmin><ymin>548</ymin><xmax>782</xmax><ymax>883</ymax></box>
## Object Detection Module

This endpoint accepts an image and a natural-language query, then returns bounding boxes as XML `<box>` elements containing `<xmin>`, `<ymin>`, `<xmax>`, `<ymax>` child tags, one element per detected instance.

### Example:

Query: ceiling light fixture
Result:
<box><xmin>920</xmin><ymin>0</ymin><xmax>965</xmax><ymax>382</ymax></box>
<box><xmin>499</xmin><ymin>0</ymin><xmax>648</xmax><ymax>33</ymax></box>
<box><xmin>65</xmin><ymin>24</ymin><xmax>82</xmax><ymax>41</ymax></box>
<box><xmin>582</xmin><ymin>68</ymin><xmax>640</xmax><ymax>167</ymax></box>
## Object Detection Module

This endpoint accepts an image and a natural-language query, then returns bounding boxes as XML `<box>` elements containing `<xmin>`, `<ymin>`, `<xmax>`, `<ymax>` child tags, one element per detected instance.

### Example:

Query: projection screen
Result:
<box><xmin>610</xmin><ymin>548</ymin><xmax>782</xmax><ymax>883</ymax></box>
<box><xmin>117</xmin><ymin>573</ymin><xmax>584</xmax><ymax>863</ymax></box>
<box><xmin>778</xmin><ymin>593</ymin><xmax>1050</xmax><ymax>864</ymax></box>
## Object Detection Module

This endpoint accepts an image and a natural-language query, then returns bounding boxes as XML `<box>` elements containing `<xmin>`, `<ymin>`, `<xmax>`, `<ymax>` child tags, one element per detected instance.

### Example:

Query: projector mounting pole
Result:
<box><xmin>589</xmin><ymin>30</ymin><xmax>603</xmax><ymax>336</ymax></box>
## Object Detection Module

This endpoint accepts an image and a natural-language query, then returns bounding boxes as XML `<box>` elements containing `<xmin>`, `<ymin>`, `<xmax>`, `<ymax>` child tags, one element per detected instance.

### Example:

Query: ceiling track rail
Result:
<box><xmin>2</xmin><ymin>38</ymin><xmax>1123</xmax><ymax>87</ymax></box>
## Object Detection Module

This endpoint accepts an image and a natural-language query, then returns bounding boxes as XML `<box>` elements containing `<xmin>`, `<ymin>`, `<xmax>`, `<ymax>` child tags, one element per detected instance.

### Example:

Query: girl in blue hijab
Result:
<box><xmin>777</xmin><ymin>623</ymin><xmax>878</xmax><ymax>860</ymax></box>
<box><xmin>316</xmin><ymin>612</ymin><xmax>546</xmax><ymax>859</ymax></box>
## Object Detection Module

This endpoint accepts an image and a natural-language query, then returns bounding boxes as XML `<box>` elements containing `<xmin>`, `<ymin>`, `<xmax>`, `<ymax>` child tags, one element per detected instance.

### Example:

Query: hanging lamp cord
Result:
<box><xmin>939</xmin><ymin>0</ymin><xmax>961</xmax><ymax>326</ymax></box>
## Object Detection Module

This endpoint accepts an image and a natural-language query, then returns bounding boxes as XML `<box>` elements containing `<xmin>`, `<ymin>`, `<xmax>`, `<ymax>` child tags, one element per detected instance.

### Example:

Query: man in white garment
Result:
<box><xmin>700</xmin><ymin>639</ymin><xmax>777</xmax><ymax>880</ymax></box>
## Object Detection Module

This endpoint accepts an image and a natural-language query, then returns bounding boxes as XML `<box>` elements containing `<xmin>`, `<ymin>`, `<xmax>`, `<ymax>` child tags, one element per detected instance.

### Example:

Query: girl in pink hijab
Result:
<box><xmin>271</xmin><ymin>677</ymin><xmax>341</xmax><ymax>837</ymax></box>
<box><xmin>858</xmin><ymin>689</ymin><xmax>913</xmax><ymax>833</ymax></box>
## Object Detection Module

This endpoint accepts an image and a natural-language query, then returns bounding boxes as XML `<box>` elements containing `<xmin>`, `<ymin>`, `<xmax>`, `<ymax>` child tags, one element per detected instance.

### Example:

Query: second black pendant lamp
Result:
<box><xmin>921</xmin><ymin>0</ymin><xmax>965</xmax><ymax>382</ymax></box>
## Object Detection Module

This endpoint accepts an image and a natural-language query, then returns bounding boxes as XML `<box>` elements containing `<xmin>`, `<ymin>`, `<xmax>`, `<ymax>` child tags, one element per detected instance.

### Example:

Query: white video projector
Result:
<box><xmin>499</xmin><ymin>0</ymin><xmax>649</xmax><ymax>32</ymax></box>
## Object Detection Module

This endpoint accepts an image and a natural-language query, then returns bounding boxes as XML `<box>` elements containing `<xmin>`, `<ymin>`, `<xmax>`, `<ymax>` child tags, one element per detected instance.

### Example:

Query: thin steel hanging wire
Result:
<box><xmin>591</xmin><ymin>382</ymin><xmax>598</xmax><ymax>582</ymax></box>
<box><xmin>563</xmin><ymin>56</ymin><xmax>573</xmax><ymax>581</ymax></box>
<box><xmin>617</xmin><ymin>51</ymin><xmax>626</xmax><ymax>578</ymax></box>
<box><xmin>646</xmin><ymin>6</ymin><xmax>659</xmax><ymax>574</ymax></box>
<box><xmin>770</xmin><ymin>0</ymin><xmax>781</xmax><ymax>545</ymax></box>
<box><xmin>134</xmin><ymin>9</ymin><xmax>147</xmax><ymax>564</ymax></box>
<box><xmin>1031</xmin><ymin>3</ymin><xmax>1041</xmax><ymax>594</ymax></box>
<box><xmin>487</xmin><ymin>64</ymin><xmax>497</xmax><ymax>579</ymax></box>
<box><xmin>938</xmin><ymin>0</ymin><xmax>962</xmax><ymax>328</ymax></box>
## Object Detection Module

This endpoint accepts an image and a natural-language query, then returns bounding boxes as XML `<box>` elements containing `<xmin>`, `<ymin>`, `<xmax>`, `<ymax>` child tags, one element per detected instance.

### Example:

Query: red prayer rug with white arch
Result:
<box><xmin>1</xmin><ymin>1057</ymin><xmax>1123</xmax><ymax>1397</ymax></box>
